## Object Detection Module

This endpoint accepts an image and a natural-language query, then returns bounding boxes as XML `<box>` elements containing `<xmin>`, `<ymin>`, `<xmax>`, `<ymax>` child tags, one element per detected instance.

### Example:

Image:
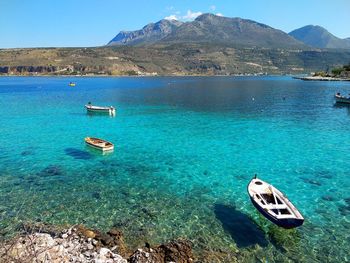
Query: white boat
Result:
<box><xmin>247</xmin><ymin>176</ymin><xmax>304</xmax><ymax>229</ymax></box>
<box><xmin>335</xmin><ymin>93</ymin><xmax>350</xmax><ymax>104</ymax></box>
<box><xmin>85</xmin><ymin>137</ymin><xmax>114</xmax><ymax>151</ymax></box>
<box><xmin>85</xmin><ymin>103</ymin><xmax>116</xmax><ymax>115</ymax></box>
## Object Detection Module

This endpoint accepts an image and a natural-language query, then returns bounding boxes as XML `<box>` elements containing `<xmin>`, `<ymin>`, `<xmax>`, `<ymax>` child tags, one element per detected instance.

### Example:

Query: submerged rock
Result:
<box><xmin>338</xmin><ymin>205</ymin><xmax>350</xmax><ymax>216</ymax></box>
<box><xmin>300</xmin><ymin>177</ymin><xmax>322</xmax><ymax>186</ymax></box>
<box><xmin>107</xmin><ymin>228</ymin><xmax>127</xmax><ymax>255</ymax></box>
<box><xmin>37</xmin><ymin>165</ymin><xmax>64</xmax><ymax>177</ymax></box>
<box><xmin>129</xmin><ymin>239</ymin><xmax>193</xmax><ymax>263</ymax></box>
<box><xmin>321</xmin><ymin>195</ymin><xmax>335</xmax><ymax>202</ymax></box>
<box><xmin>317</xmin><ymin>170</ymin><xmax>333</xmax><ymax>179</ymax></box>
<box><xmin>76</xmin><ymin>225</ymin><xmax>127</xmax><ymax>256</ymax></box>
<box><xmin>141</xmin><ymin>207</ymin><xmax>157</xmax><ymax>219</ymax></box>
<box><xmin>21</xmin><ymin>150</ymin><xmax>34</xmax><ymax>156</ymax></box>
<box><xmin>344</xmin><ymin>197</ymin><xmax>350</xmax><ymax>205</ymax></box>
<box><xmin>92</xmin><ymin>191</ymin><xmax>101</xmax><ymax>199</ymax></box>
<box><xmin>76</xmin><ymin>224</ymin><xmax>97</xmax><ymax>239</ymax></box>
<box><xmin>16</xmin><ymin>222</ymin><xmax>64</xmax><ymax>237</ymax></box>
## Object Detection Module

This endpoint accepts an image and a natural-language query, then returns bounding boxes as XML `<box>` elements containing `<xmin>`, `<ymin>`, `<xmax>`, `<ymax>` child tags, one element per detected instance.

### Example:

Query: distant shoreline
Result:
<box><xmin>293</xmin><ymin>76</ymin><xmax>350</xmax><ymax>81</ymax></box>
<box><xmin>0</xmin><ymin>73</ymin><xmax>291</xmax><ymax>78</ymax></box>
<box><xmin>3</xmin><ymin>73</ymin><xmax>350</xmax><ymax>80</ymax></box>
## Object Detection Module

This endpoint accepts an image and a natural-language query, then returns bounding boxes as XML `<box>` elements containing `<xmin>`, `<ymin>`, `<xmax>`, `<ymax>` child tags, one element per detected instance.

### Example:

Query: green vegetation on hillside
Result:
<box><xmin>313</xmin><ymin>62</ymin><xmax>350</xmax><ymax>78</ymax></box>
<box><xmin>331</xmin><ymin>63</ymin><xmax>350</xmax><ymax>76</ymax></box>
<box><xmin>1</xmin><ymin>45</ymin><xmax>350</xmax><ymax>76</ymax></box>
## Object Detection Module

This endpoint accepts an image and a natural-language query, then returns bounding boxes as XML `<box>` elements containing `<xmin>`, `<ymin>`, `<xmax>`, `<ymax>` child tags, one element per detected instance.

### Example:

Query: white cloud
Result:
<box><xmin>210</xmin><ymin>5</ymin><xmax>216</xmax><ymax>11</ymax></box>
<box><xmin>182</xmin><ymin>10</ymin><xmax>202</xmax><ymax>20</ymax></box>
<box><xmin>216</xmin><ymin>13</ymin><xmax>223</xmax><ymax>17</ymax></box>
<box><xmin>164</xmin><ymin>14</ymin><xmax>178</xmax><ymax>20</ymax></box>
<box><xmin>165</xmin><ymin>9</ymin><xmax>204</xmax><ymax>22</ymax></box>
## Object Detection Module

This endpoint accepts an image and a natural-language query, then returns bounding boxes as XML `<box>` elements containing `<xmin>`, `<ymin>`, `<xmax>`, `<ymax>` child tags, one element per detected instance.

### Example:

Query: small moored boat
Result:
<box><xmin>334</xmin><ymin>92</ymin><xmax>350</xmax><ymax>104</ymax></box>
<box><xmin>85</xmin><ymin>102</ymin><xmax>116</xmax><ymax>115</ymax></box>
<box><xmin>247</xmin><ymin>175</ymin><xmax>304</xmax><ymax>229</ymax></box>
<box><xmin>85</xmin><ymin>137</ymin><xmax>114</xmax><ymax>151</ymax></box>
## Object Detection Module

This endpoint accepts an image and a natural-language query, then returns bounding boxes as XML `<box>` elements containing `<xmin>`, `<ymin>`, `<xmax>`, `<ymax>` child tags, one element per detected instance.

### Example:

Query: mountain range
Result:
<box><xmin>1</xmin><ymin>13</ymin><xmax>350</xmax><ymax>77</ymax></box>
<box><xmin>289</xmin><ymin>25</ymin><xmax>350</xmax><ymax>49</ymax></box>
<box><xmin>108</xmin><ymin>13</ymin><xmax>350</xmax><ymax>50</ymax></box>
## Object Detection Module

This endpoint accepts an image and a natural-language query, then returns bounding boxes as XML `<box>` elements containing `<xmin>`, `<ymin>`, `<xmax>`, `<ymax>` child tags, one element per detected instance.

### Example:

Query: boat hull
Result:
<box><xmin>85</xmin><ymin>137</ymin><xmax>114</xmax><ymax>152</ymax></box>
<box><xmin>85</xmin><ymin>105</ymin><xmax>115</xmax><ymax>115</ymax></box>
<box><xmin>247</xmin><ymin>177</ymin><xmax>304</xmax><ymax>229</ymax></box>
<box><xmin>335</xmin><ymin>96</ymin><xmax>350</xmax><ymax>104</ymax></box>
<box><xmin>250</xmin><ymin>197</ymin><xmax>304</xmax><ymax>229</ymax></box>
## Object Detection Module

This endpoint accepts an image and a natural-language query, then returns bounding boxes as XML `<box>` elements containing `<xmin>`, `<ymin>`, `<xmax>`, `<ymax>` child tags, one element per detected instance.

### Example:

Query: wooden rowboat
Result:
<box><xmin>247</xmin><ymin>176</ymin><xmax>304</xmax><ymax>229</ymax></box>
<box><xmin>85</xmin><ymin>103</ymin><xmax>116</xmax><ymax>115</ymax></box>
<box><xmin>335</xmin><ymin>93</ymin><xmax>350</xmax><ymax>104</ymax></box>
<box><xmin>85</xmin><ymin>137</ymin><xmax>114</xmax><ymax>151</ymax></box>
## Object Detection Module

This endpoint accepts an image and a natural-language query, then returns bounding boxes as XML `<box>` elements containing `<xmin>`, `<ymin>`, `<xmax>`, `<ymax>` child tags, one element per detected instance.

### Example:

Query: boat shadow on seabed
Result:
<box><xmin>214</xmin><ymin>203</ymin><xmax>268</xmax><ymax>248</ymax></box>
<box><xmin>333</xmin><ymin>102</ymin><xmax>350</xmax><ymax>115</ymax></box>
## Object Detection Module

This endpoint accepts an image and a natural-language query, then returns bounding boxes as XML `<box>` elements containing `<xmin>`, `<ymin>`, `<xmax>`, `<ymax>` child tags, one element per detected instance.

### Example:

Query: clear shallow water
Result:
<box><xmin>0</xmin><ymin>76</ymin><xmax>350</xmax><ymax>262</ymax></box>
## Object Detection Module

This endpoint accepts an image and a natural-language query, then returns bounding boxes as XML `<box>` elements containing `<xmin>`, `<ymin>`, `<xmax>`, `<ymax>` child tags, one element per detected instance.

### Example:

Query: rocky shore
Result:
<box><xmin>0</xmin><ymin>223</ymin><xmax>193</xmax><ymax>263</ymax></box>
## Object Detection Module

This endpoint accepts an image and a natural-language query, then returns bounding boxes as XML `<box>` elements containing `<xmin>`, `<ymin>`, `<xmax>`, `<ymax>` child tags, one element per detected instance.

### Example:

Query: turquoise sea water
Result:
<box><xmin>0</xmin><ymin>76</ymin><xmax>350</xmax><ymax>262</ymax></box>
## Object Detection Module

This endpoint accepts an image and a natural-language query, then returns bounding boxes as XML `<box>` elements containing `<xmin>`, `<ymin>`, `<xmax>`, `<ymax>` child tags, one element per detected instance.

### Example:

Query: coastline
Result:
<box><xmin>293</xmin><ymin>76</ymin><xmax>350</xmax><ymax>81</ymax></box>
<box><xmin>0</xmin><ymin>73</ymin><xmax>288</xmax><ymax>78</ymax></box>
<box><xmin>0</xmin><ymin>223</ymin><xmax>195</xmax><ymax>263</ymax></box>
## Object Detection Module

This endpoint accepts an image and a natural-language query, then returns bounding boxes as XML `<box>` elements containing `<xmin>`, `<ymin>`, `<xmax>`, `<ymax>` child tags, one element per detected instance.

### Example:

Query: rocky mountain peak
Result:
<box><xmin>107</xmin><ymin>19</ymin><xmax>183</xmax><ymax>46</ymax></box>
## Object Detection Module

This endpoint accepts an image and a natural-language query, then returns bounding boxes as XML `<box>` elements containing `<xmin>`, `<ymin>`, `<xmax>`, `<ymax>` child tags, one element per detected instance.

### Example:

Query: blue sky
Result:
<box><xmin>0</xmin><ymin>0</ymin><xmax>349</xmax><ymax>48</ymax></box>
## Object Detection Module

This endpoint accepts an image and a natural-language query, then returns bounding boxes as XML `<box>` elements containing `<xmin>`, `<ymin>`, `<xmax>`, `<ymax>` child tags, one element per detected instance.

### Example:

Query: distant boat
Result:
<box><xmin>68</xmin><ymin>82</ymin><xmax>76</xmax><ymax>87</ymax></box>
<box><xmin>247</xmin><ymin>176</ymin><xmax>304</xmax><ymax>229</ymax></box>
<box><xmin>334</xmin><ymin>93</ymin><xmax>350</xmax><ymax>104</ymax></box>
<box><xmin>85</xmin><ymin>103</ymin><xmax>116</xmax><ymax>115</ymax></box>
<box><xmin>85</xmin><ymin>137</ymin><xmax>114</xmax><ymax>151</ymax></box>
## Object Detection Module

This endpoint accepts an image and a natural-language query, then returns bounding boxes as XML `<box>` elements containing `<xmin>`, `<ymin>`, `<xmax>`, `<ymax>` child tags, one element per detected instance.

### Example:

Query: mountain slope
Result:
<box><xmin>108</xmin><ymin>13</ymin><xmax>305</xmax><ymax>49</ymax></box>
<box><xmin>289</xmin><ymin>25</ymin><xmax>350</xmax><ymax>49</ymax></box>
<box><xmin>2</xmin><ymin>45</ymin><xmax>350</xmax><ymax>76</ymax></box>
<box><xmin>160</xmin><ymin>14</ymin><xmax>306</xmax><ymax>48</ymax></box>
<box><xmin>107</xmin><ymin>19</ymin><xmax>183</xmax><ymax>46</ymax></box>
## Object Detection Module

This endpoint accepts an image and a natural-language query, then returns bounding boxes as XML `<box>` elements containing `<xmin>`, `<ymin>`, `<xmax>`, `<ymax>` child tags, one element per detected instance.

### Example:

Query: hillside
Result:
<box><xmin>331</xmin><ymin>63</ymin><xmax>350</xmax><ymax>78</ymax></box>
<box><xmin>289</xmin><ymin>25</ymin><xmax>350</xmax><ymax>49</ymax></box>
<box><xmin>1</xmin><ymin>45</ymin><xmax>350</xmax><ymax>76</ymax></box>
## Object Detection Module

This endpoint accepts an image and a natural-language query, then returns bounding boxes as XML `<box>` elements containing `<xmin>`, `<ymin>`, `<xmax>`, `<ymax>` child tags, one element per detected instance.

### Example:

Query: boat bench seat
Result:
<box><xmin>275</xmin><ymin>214</ymin><xmax>295</xmax><ymax>219</ymax></box>
<box><xmin>262</xmin><ymin>204</ymin><xmax>288</xmax><ymax>209</ymax></box>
